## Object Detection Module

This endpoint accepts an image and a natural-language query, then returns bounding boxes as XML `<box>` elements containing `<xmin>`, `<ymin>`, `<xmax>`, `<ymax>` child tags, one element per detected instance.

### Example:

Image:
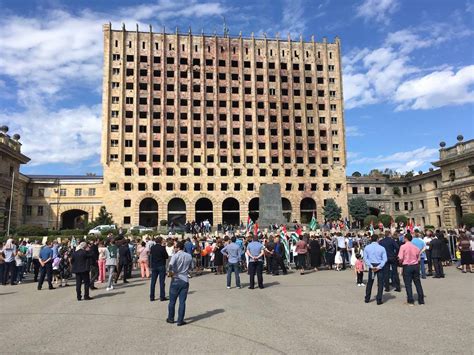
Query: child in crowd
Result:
<box><xmin>334</xmin><ymin>248</ymin><xmax>343</xmax><ymax>271</ymax></box>
<box><xmin>355</xmin><ymin>254</ymin><xmax>365</xmax><ymax>286</ymax></box>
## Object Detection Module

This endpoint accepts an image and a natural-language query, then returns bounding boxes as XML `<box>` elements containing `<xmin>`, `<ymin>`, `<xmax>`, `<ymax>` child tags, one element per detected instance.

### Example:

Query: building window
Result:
<box><xmin>89</xmin><ymin>188</ymin><xmax>96</xmax><ymax>196</ymax></box>
<box><xmin>37</xmin><ymin>206</ymin><xmax>44</xmax><ymax>216</ymax></box>
<box><xmin>352</xmin><ymin>187</ymin><xmax>358</xmax><ymax>194</ymax></box>
<box><xmin>38</xmin><ymin>188</ymin><xmax>45</xmax><ymax>197</ymax></box>
<box><xmin>75</xmin><ymin>188</ymin><xmax>82</xmax><ymax>197</ymax></box>
<box><xmin>26</xmin><ymin>205</ymin><xmax>32</xmax><ymax>216</ymax></box>
<box><xmin>376</xmin><ymin>187</ymin><xmax>382</xmax><ymax>195</ymax></box>
<box><xmin>124</xmin><ymin>199</ymin><xmax>131</xmax><ymax>208</ymax></box>
<box><xmin>364</xmin><ymin>187</ymin><xmax>370</xmax><ymax>194</ymax></box>
<box><xmin>109</xmin><ymin>183</ymin><xmax>118</xmax><ymax>191</ymax></box>
<box><xmin>395</xmin><ymin>202</ymin><xmax>400</xmax><ymax>211</ymax></box>
<box><xmin>123</xmin><ymin>216</ymin><xmax>131</xmax><ymax>224</ymax></box>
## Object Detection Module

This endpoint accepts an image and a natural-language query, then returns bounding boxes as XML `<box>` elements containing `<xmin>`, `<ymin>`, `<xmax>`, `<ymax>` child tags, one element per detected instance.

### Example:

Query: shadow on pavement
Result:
<box><xmin>93</xmin><ymin>291</ymin><xmax>126</xmax><ymax>299</ymax></box>
<box><xmin>186</xmin><ymin>308</ymin><xmax>225</xmax><ymax>324</ymax></box>
<box><xmin>117</xmin><ymin>282</ymin><xmax>146</xmax><ymax>288</ymax></box>
<box><xmin>0</xmin><ymin>292</ymin><xmax>17</xmax><ymax>296</ymax></box>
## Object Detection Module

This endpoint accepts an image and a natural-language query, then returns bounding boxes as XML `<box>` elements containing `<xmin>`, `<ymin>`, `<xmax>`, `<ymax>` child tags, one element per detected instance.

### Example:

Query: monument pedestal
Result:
<box><xmin>259</xmin><ymin>183</ymin><xmax>285</xmax><ymax>227</ymax></box>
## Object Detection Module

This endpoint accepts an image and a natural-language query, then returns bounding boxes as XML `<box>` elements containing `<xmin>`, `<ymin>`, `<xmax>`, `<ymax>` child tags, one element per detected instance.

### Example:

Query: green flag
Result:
<box><xmin>309</xmin><ymin>213</ymin><xmax>318</xmax><ymax>231</ymax></box>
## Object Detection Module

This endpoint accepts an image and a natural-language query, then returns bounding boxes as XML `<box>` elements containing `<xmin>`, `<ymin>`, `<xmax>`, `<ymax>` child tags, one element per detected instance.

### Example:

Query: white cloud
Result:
<box><xmin>0</xmin><ymin>1</ymin><xmax>226</xmax><ymax>166</ymax></box>
<box><xmin>351</xmin><ymin>146</ymin><xmax>439</xmax><ymax>173</ymax></box>
<box><xmin>346</xmin><ymin>126</ymin><xmax>364</xmax><ymax>137</ymax></box>
<box><xmin>394</xmin><ymin>65</ymin><xmax>474</xmax><ymax>110</ymax></box>
<box><xmin>343</xmin><ymin>22</ymin><xmax>473</xmax><ymax>110</ymax></box>
<box><xmin>2</xmin><ymin>105</ymin><xmax>102</xmax><ymax>165</ymax></box>
<box><xmin>356</xmin><ymin>0</ymin><xmax>399</xmax><ymax>25</ymax></box>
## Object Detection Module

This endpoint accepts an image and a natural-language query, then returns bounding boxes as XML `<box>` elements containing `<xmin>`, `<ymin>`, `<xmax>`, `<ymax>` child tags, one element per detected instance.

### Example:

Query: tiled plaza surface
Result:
<box><xmin>1</xmin><ymin>265</ymin><xmax>472</xmax><ymax>354</ymax></box>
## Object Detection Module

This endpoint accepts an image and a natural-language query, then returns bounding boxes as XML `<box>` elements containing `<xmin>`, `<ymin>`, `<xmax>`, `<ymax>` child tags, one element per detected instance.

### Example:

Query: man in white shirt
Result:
<box><xmin>423</xmin><ymin>231</ymin><xmax>433</xmax><ymax>276</ymax></box>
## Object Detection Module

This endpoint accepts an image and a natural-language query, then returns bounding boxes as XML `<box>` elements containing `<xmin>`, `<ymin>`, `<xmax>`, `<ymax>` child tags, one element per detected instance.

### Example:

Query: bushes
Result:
<box><xmin>60</xmin><ymin>229</ymin><xmax>86</xmax><ymax>236</ymax></box>
<box><xmin>15</xmin><ymin>225</ymin><xmax>48</xmax><ymax>237</ymax></box>
<box><xmin>395</xmin><ymin>215</ymin><xmax>408</xmax><ymax>225</ymax></box>
<box><xmin>364</xmin><ymin>215</ymin><xmax>378</xmax><ymax>227</ymax></box>
<box><xmin>424</xmin><ymin>225</ymin><xmax>435</xmax><ymax>230</ymax></box>
<box><xmin>160</xmin><ymin>220</ymin><xmax>168</xmax><ymax>226</ymax></box>
<box><xmin>462</xmin><ymin>213</ymin><xmax>474</xmax><ymax>229</ymax></box>
<box><xmin>378</xmin><ymin>214</ymin><xmax>392</xmax><ymax>227</ymax></box>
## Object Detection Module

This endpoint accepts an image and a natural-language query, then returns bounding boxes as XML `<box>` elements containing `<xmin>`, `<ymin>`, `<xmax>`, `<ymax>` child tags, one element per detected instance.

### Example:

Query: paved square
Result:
<box><xmin>1</xmin><ymin>267</ymin><xmax>472</xmax><ymax>354</ymax></box>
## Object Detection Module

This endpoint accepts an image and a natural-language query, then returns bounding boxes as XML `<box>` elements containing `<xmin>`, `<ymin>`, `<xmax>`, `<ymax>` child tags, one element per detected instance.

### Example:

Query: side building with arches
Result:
<box><xmin>346</xmin><ymin>136</ymin><xmax>474</xmax><ymax>229</ymax></box>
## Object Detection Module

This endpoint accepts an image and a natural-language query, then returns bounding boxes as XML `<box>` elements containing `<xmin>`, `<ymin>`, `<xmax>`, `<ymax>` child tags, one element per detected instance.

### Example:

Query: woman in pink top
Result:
<box><xmin>98</xmin><ymin>241</ymin><xmax>107</xmax><ymax>283</ymax></box>
<box><xmin>137</xmin><ymin>241</ymin><xmax>150</xmax><ymax>278</ymax></box>
<box><xmin>295</xmin><ymin>235</ymin><xmax>308</xmax><ymax>275</ymax></box>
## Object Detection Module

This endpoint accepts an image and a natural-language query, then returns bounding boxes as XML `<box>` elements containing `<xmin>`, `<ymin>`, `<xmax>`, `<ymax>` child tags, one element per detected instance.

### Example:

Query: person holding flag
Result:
<box><xmin>309</xmin><ymin>212</ymin><xmax>318</xmax><ymax>231</ymax></box>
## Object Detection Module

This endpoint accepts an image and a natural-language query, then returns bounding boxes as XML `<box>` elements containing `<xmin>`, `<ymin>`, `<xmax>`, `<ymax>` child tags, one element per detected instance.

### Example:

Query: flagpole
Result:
<box><xmin>6</xmin><ymin>171</ymin><xmax>15</xmax><ymax>237</ymax></box>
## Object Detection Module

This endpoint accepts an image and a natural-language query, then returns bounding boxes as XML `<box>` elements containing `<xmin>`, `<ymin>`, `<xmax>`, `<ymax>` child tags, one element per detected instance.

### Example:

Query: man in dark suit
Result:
<box><xmin>71</xmin><ymin>242</ymin><xmax>93</xmax><ymax>301</ymax></box>
<box><xmin>89</xmin><ymin>239</ymin><xmax>99</xmax><ymax>290</ymax></box>
<box><xmin>149</xmin><ymin>237</ymin><xmax>169</xmax><ymax>301</ymax></box>
<box><xmin>430</xmin><ymin>233</ymin><xmax>445</xmax><ymax>278</ymax></box>
<box><xmin>115</xmin><ymin>239</ymin><xmax>132</xmax><ymax>283</ymax></box>
<box><xmin>379</xmin><ymin>231</ymin><xmax>401</xmax><ymax>292</ymax></box>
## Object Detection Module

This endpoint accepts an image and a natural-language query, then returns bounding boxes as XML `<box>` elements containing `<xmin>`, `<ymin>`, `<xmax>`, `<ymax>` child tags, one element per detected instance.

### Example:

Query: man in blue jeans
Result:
<box><xmin>149</xmin><ymin>237</ymin><xmax>168</xmax><ymax>301</ymax></box>
<box><xmin>221</xmin><ymin>236</ymin><xmax>242</xmax><ymax>289</ymax></box>
<box><xmin>167</xmin><ymin>241</ymin><xmax>192</xmax><ymax>326</ymax></box>
<box><xmin>411</xmin><ymin>231</ymin><xmax>427</xmax><ymax>279</ymax></box>
<box><xmin>246</xmin><ymin>234</ymin><xmax>265</xmax><ymax>289</ymax></box>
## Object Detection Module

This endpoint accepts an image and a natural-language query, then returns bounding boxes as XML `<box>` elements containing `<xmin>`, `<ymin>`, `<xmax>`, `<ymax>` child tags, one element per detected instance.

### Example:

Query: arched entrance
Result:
<box><xmin>248</xmin><ymin>197</ymin><xmax>259</xmax><ymax>222</ymax></box>
<box><xmin>139</xmin><ymin>198</ymin><xmax>158</xmax><ymax>228</ymax></box>
<box><xmin>222</xmin><ymin>198</ymin><xmax>240</xmax><ymax>225</ymax></box>
<box><xmin>195</xmin><ymin>198</ymin><xmax>213</xmax><ymax>224</ymax></box>
<box><xmin>368</xmin><ymin>207</ymin><xmax>380</xmax><ymax>216</ymax></box>
<box><xmin>168</xmin><ymin>198</ymin><xmax>186</xmax><ymax>226</ymax></box>
<box><xmin>300</xmin><ymin>198</ymin><xmax>316</xmax><ymax>224</ymax></box>
<box><xmin>282</xmin><ymin>198</ymin><xmax>292</xmax><ymax>223</ymax></box>
<box><xmin>450</xmin><ymin>195</ymin><xmax>463</xmax><ymax>227</ymax></box>
<box><xmin>61</xmin><ymin>209</ymin><xmax>88</xmax><ymax>229</ymax></box>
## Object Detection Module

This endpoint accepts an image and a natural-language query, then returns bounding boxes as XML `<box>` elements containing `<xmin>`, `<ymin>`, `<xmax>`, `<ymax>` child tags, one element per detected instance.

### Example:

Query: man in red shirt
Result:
<box><xmin>398</xmin><ymin>234</ymin><xmax>425</xmax><ymax>306</ymax></box>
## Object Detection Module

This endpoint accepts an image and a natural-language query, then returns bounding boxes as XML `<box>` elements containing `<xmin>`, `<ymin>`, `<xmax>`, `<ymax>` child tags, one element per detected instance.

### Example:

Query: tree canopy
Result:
<box><xmin>348</xmin><ymin>197</ymin><xmax>368</xmax><ymax>222</ymax></box>
<box><xmin>323</xmin><ymin>199</ymin><xmax>342</xmax><ymax>221</ymax></box>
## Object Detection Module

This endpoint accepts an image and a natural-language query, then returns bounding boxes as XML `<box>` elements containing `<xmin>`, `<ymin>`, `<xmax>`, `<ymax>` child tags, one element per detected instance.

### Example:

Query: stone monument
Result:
<box><xmin>259</xmin><ymin>183</ymin><xmax>285</xmax><ymax>227</ymax></box>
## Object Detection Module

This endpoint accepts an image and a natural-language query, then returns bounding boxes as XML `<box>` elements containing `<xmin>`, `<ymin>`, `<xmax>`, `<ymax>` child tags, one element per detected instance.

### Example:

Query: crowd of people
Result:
<box><xmin>1</xmin><ymin>225</ymin><xmax>473</xmax><ymax>323</ymax></box>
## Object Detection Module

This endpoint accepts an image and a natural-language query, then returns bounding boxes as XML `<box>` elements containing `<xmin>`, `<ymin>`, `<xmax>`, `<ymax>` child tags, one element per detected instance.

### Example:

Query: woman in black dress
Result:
<box><xmin>213</xmin><ymin>239</ymin><xmax>224</xmax><ymax>274</ymax></box>
<box><xmin>309</xmin><ymin>237</ymin><xmax>321</xmax><ymax>270</ymax></box>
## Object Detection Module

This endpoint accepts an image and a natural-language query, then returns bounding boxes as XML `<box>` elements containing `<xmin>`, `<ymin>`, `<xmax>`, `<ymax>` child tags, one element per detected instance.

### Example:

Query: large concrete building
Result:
<box><xmin>100</xmin><ymin>24</ymin><xmax>348</xmax><ymax>228</ymax></box>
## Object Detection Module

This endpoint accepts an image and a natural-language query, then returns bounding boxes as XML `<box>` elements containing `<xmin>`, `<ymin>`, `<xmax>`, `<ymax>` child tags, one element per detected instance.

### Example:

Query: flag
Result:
<box><xmin>280</xmin><ymin>231</ymin><xmax>290</xmax><ymax>263</ymax></box>
<box><xmin>408</xmin><ymin>218</ymin><xmax>414</xmax><ymax>233</ymax></box>
<box><xmin>282</xmin><ymin>225</ymin><xmax>287</xmax><ymax>234</ymax></box>
<box><xmin>246</xmin><ymin>216</ymin><xmax>254</xmax><ymax>233</ymax></box>
<box><xmin>290</xmin><ymin>232</ymin><xmax>299</xmax><ymax>243</ymax></box>
<box><xmin>309</xmin><ymin>213</ymin><xmax>318</xmax><ymax>231</ymax></box>
<box><xmin>254</xmin><ymin>222</ymin><xmax>259</xmax><ymax>236</ymax></box>
<box><xmin>296</xmin><ymin>225</ymin><xmax>302</xmax><ymax>236</ymax></box>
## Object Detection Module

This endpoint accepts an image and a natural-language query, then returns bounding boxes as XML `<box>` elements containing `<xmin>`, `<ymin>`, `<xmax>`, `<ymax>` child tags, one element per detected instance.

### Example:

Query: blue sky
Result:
<box><xmin>0</xmin><ymin>0</ymin><xmax>473</xmax><ymax>176</ymax></box>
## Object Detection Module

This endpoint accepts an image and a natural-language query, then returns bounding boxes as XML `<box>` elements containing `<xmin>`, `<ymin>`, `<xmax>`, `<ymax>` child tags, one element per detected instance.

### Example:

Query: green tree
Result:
<box><xmin>462</xmin><ymin>213</ymin><xmax>474</xmax><ymax>228</ymax></box>
<box><xmin>395</xmin><ymin>215</ymin><xmax>408</xmax><ymax>225</ymax></box>
<box><xmin>393</xmin><ymin>186</ymin><xmax>401</xmax><ymax>197</ymax></box>
<box><xmin>348</xmin><ymin>197</ymin><xmax>368</xmax><ymax>226</ymax></box>
<box><xmin>90</xmin><ymin>206</ymin><xmax>114</xmax><ymax>227</ymax></box>
<box><xmin>364</xmin><ymin>215</ymin><xmax>378</xmax><ymax>227</ymax></box>
<box><xmin>368</xmin><ymin>169</ymin><xmax>383</xmax><ymax>177</ymax></box>
<box><xmin>323</xmin><ymin>199</ymin><xmax>342</xmax><ymax>221</ymax></box>
<box><xmin>378</xmin><ymin>214</ymin><xmax>392</xmax><ymax>227</ymax></box>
